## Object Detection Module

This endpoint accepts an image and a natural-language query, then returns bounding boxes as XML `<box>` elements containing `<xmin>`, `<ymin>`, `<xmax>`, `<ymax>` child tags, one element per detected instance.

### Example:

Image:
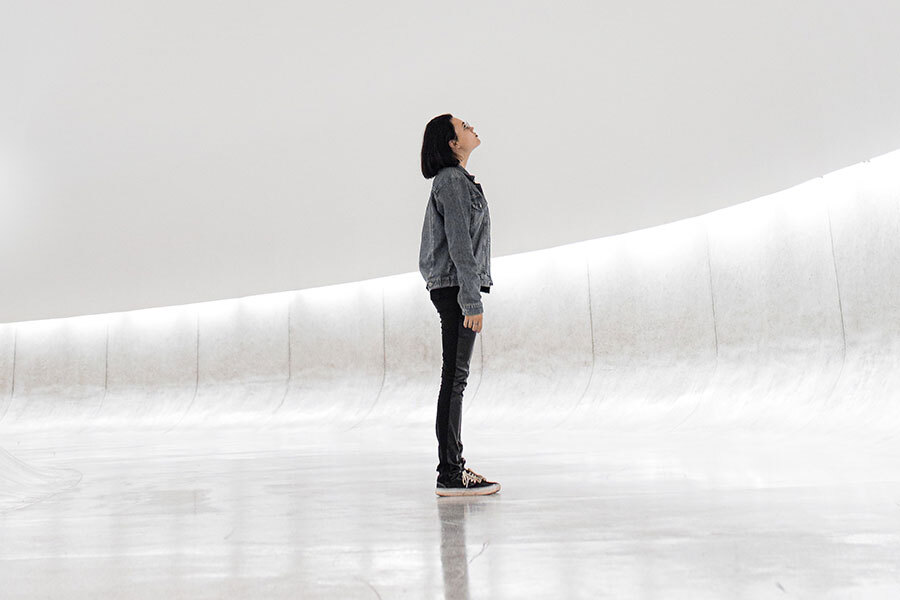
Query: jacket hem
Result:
<box><xmin>424</xmin><ymin>274</ymin><xmax>493</xmax><ymax>291</ymax></box>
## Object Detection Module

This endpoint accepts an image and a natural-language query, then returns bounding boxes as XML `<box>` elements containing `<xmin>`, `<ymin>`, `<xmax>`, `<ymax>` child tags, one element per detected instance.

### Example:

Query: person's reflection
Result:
<box><xmin>437</xmin><ymin>497</ymin><xmax>472</xmax><ymax>600</ymax></box>
<box><xmin>437</xmin><ymin>494</ymin><xmax>501</xmax><ymax>600</ymax></box>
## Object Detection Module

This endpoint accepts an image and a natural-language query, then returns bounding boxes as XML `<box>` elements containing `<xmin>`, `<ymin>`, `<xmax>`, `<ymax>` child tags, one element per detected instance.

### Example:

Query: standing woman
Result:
<box><xmin>419</xmin><ymin>114</ymin><xmax>501</xmax><ymax>497</ymax></box>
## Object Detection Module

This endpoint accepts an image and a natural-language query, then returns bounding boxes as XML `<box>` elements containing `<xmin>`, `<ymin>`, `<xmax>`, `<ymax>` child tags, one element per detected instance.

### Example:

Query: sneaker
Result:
<box><xmin>436</xmin><ymin>467</ymin><xmax>501</xmax><ymax>496</ymax></box>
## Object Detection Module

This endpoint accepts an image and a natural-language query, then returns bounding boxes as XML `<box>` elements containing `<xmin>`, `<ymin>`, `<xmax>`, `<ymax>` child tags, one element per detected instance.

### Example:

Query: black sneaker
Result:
<box><xmin>436</xmin><ymin>467</ymin><xmax>501</xmax><ymax>497</ymax></box>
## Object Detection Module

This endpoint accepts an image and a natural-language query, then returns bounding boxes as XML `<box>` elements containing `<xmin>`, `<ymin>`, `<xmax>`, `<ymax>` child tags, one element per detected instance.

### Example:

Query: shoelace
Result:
<box><xmin>462</xmin><ymin>467</ymin><xmax>485</xmax><ymax>485</ymax></box>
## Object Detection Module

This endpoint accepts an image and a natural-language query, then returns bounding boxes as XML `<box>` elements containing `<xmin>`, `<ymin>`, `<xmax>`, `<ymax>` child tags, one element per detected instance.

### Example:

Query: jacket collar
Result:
<box><xmin>454</xmin><ymin>164</ymin><xmax>479</xmax><ymax>184</ymax></box>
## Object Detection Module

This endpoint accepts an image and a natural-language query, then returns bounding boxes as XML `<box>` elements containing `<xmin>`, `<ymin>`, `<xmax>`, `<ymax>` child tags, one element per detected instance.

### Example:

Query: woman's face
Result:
<box><xmin>450</xmin><ymin>117</ymin><xmax>480</xmax><ymax>157</ymax></box>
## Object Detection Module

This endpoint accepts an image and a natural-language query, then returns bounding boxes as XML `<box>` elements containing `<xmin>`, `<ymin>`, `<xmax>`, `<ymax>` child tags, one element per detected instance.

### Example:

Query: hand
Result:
<box><xmin>464</xmin><ymin>313</ymin><xmax>483</xmax><ymax>333</ymax></box>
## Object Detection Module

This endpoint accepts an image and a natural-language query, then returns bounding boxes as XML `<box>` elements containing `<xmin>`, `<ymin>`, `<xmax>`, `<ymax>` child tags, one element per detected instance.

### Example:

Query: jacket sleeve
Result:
<box><xmin>435</xmin><ymin>174</ymin><xmax>483</xmax><ymax>315</ymax></box>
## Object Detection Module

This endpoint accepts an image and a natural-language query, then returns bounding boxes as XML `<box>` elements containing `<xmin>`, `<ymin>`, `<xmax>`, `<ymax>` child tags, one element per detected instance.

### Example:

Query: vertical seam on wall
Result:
<box><xmin>556</xmin><ymin>253</ymin><xmax>595</xmax><ymax>426</ymax></box>
<box><xmin>822</xmin><ymin>192</ymin><xmax>847</xmax><ymax>408</ymax></box>
<box><xmin>577</xmin><ymin>255</ymin><xmax>596</xmax><ymax>409</ymax></box>
<box><xmin>349</xmin><ymin>284</ymin><xmax>386</xmax><ymax>429</ymax></box>
<box><xmin>826</xmin><ymin>199</ymin><xmax>847</xmax><ymax>358</ymax></box>
<box><xmin>104</xmin><ymin>321</ymin><xmax>109</xmax><ymax>405</ymax></box>
<box><xmin>87</xmin><ymin>320</ymin><xmax>111</xmax><ymax>426</ymax></box>
<box><xmin>271</xmin><ymin>297</ymin><xmax>293</xmax><ymax>416</ymax></box>
<box><xmin>704</xmin><ymin>224</ymin><xmax>719</xmax><ymax>359</ymax></box>
<box><xmin>167</xmin><ymin>309</ymin><xmax>200</xmax><ymax>433</ymax></box>
<box><xmin>673</xmin><ymin>222</ymin><xmax>719</xmax><ymax>431</ymax></box>
<box><xmin>0</xmin><ymin>326</ymin><xmax>16</xmax><ymax>425</ymax></box>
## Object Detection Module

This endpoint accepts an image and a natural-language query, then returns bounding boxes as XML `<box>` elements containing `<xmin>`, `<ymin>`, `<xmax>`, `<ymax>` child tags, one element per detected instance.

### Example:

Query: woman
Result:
<box><xmin>419</xmin><ymin>113</ymin><xmax>501</xmax><ymax>497</ymax></box>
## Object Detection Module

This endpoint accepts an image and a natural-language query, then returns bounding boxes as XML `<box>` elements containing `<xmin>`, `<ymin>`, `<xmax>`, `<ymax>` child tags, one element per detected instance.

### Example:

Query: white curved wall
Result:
<box><xmin>1</xmin><ymin>149</ymin><xmax>898</xmax><ymax>436</ymax></box>
<box><xmin>5</xmin><ymin>1</ymin><xmax>900</xmax><ymax>323</ymax></box>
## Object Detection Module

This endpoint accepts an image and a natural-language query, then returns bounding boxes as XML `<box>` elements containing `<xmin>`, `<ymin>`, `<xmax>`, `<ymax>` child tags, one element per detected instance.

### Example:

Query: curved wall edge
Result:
<box><xmin>1</xmin><ymin>149</ymin><xmax>899</xmax><ymax>435</ymax></box>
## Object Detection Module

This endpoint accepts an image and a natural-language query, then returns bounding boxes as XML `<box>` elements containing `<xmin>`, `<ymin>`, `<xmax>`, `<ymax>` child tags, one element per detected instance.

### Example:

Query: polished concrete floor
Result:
<box><xmin>3</xmin><ymin>423</ymin><xmax>900</xmax><ymax>599</ymax></box>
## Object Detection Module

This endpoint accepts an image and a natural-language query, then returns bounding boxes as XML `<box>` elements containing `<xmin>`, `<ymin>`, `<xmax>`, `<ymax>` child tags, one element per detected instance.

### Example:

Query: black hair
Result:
<box><xmin>420</xmin><ymin>113</ymin><xmax>460</xmax><ymax>179</ymax></box>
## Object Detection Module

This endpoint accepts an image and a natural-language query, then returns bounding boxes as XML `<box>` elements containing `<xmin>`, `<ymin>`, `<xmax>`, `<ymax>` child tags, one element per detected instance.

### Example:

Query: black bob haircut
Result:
<box><xmin>420</xmin><ymin>113</ymin><xmax>461</xmax><ymax>179</ymax></box>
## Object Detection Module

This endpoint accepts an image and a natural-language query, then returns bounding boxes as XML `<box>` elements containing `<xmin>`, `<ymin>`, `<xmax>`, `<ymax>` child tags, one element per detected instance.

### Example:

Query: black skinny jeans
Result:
<box><xmin>429</xmin><ymin>284</ymin><xmax>488</xmax><ymax>481</ymax></box>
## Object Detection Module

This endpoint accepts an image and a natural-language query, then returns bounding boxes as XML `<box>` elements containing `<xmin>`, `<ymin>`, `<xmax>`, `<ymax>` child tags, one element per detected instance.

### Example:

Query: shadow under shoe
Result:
<box><xmin>436</xmin><ymin>467</ymin><xmax>501</xmax><ymax>497</ymax></box>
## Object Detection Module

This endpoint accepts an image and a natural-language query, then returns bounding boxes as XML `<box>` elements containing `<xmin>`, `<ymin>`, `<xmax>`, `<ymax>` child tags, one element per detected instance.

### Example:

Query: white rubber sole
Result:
<box><xmin>435</xmin><ymin>482</ymin><xmax>501</xmax><ymax>497</ymax></box>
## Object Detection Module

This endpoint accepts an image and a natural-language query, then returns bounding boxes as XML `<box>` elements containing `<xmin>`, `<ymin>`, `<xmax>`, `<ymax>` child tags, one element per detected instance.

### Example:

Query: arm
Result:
<box><xmin>435</xmin><ymin>174</ymin><xmax>483</xmax><ymax>316</ymax></box>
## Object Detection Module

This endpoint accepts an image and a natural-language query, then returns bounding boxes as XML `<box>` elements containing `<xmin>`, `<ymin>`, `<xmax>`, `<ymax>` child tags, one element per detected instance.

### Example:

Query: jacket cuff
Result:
<box><xmin>460</xmin><ymin>301</ymin><xmax>483</xmax><ymax>316</ymax></box>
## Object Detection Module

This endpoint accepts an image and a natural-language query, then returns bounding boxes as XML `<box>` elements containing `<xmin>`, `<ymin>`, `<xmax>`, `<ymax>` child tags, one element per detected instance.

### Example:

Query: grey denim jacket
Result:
<box><xmin>419</xmin><ymin>164</ymin><xmax>493</xmax><ymax>315</ymax></box>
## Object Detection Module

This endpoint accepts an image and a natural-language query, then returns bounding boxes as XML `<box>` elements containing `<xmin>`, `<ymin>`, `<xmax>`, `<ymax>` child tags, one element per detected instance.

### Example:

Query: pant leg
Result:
<box><xmin>430</xmin><ymin>285</ymin><xmax>478</xmax><ymax>481</ymax></box>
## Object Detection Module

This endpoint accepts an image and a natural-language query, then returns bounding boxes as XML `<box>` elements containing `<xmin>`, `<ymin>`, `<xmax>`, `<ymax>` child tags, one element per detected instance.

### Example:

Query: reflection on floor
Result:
<box><xmin>2</xmin><ymin>423</ymin><xmax>899</xmax><ymax>599</ymax></box>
